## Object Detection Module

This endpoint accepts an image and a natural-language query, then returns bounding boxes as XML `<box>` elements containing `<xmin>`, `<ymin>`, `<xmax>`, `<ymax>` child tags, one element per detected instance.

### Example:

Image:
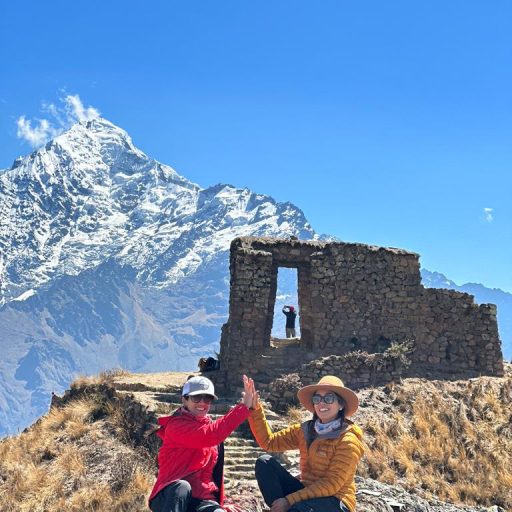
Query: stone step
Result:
<box><xmin>225</xmin><ymin>447</ymin><xmax>262</xmax><ymax>455</ymax></box>
<box><xmin>225</xmin><ymin>437</ymin><xmax>258</xmax><ymax>447</ymax></box>
<box><xmin>223</xmin><ymin>463</ymin><xmax>255</xmax><ymax>472</ymax></box>
<box><xmin>224</xmin><ymin>459</ymin><xmax>297</xmax><ymax>481</ymax></box>
<box><xmin>224</xmin><ymin>456</ymin><xmax>260</xmax><ymax>465</ymax></box>
<box><xmin>224</xmin><ymin>470</ymin><xmax>255</xmax><ymax>480</ymax></box>
<box><xmin>224</xmin><ymin>457</ymin><xmax>258</xmax><ymax>471</ymax></box>
<box><xmin>225</xmin><ymin>453</ymin><xmax>263</xmax><ymax>461</ymax></box>
<box><xmin>224</xmin><ymin>451</ymin><xmax>265</xmax><ymax>461</ymax></box>
<box><xmin>224</xmin><ymin>449</ymin><xmax>262</xmax><ymax>456</ymax></box>
<box><xmin>224</xmin><ymin>444</ymin><xmax>262</xmax><ymax>452</ymax></box>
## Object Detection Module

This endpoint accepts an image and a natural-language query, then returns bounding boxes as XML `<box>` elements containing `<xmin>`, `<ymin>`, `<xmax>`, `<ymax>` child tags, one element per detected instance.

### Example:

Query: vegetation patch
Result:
<box><xmin>0</xmin><ymin>381</ymin><xmax>154</xmax><ymax>512</ymax></box>
<box><xmin>358</xmin><ymin>373</ymin><xmax>512</xmax><ymax>509</ymax></box>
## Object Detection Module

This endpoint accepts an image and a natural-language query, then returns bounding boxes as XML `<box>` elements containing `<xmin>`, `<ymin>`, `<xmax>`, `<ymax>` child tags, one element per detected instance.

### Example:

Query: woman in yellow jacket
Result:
<box><xmin>247</xmin><ymin>375</ymin><xmax>364</xmax><ymax>512</ymax></box>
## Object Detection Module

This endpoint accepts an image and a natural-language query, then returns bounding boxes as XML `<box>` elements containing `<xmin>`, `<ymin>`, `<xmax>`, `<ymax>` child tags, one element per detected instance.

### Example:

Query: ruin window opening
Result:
<box><xmin>271</xmin><ymin>267</ymin><xmax>300</xmax><ymax>340</ymax></box>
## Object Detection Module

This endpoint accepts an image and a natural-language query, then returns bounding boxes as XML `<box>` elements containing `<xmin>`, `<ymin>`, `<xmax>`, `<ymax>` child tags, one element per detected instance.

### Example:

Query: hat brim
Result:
<box><xmin>297</xmin><ymin>384</ymin><xmax>359</xmax><ymax>417</ymax></box>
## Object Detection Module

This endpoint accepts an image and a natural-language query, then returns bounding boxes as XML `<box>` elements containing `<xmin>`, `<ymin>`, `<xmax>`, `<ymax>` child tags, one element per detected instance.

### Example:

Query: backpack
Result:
<box><xmin>199</xmin><ymin>356</ymin><xmax>220</xmax><ymax>372</ymax></box>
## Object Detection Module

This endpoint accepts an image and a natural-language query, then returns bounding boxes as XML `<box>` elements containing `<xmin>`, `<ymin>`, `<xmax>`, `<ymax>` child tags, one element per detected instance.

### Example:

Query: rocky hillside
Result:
<box><xmin>0</xmin><ymin>366</ymin><xmax>509</xmax><ymax>512</ymax></box>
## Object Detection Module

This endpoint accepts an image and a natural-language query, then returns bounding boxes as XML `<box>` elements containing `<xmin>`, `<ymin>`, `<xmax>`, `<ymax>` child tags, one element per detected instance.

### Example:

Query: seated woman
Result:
<box><xmin>247</xmin><ymin>375</ymin><xmax>364</xmax><ymax>512</ymax></box>
<box><xmin>149</xmin><ymin>375</ymin><xmax>254</xmax><ymax>512</ymax></box>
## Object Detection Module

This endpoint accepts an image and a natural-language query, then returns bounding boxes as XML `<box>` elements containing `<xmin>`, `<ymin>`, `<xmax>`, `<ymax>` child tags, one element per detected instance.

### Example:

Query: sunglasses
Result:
<box><xmin>312</xmin><ymin>393</ymin><xmax>339</xmax><ymax>405</ymax></box>
<box><xmin>185</xmin><ymin>394</ymin><xmax>214</xmax><ymax>404</ymax></box>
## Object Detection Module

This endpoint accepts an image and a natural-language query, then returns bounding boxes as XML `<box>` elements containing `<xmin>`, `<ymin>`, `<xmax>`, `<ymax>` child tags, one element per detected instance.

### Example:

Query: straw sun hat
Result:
<box><xmin>297</xmin><ymin>375</ymin><xmax>359</xmax><ymax>418</ymax></box>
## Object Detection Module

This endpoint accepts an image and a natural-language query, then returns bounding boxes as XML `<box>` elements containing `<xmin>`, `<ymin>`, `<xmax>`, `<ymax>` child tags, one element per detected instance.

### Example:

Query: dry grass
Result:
<box><xmin>285</xmin><ymin>405</ymin><xmax>307</xmax><ymax>424</ymax></box>
<box><xmin>3</xmin><ymin>368</ymin><xmax>511</xmax><ymax>510</ymax></box>
<box><xmin>0</xmin><ymin>393</ymin><xmax>153</xmax><ymax>511</ymax></box>
<box><xmin>70</xmin><ymin>368</ymin><xmax>129</xmax><ymax>389</ymax></box>
<box><xmin>153</xmin><ymin>402</ymin><xmax>175</xmax><ymax>416</ymax></box>
<box><xmin>358</xmin><ymin>375</ymin><xmax>512</xmax><ymax>509</ymax></box>
<box><xmin>227</xmin><ymin>481</ymin><xmax>268</xmax><ymax>511</ymax></box>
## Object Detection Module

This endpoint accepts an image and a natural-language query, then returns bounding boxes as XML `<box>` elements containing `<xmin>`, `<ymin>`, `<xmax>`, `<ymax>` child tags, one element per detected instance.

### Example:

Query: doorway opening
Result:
<box><xmin>271</xmin><ymin>267</ymin><xmax>300</xmax><ymax>340</ymax></box>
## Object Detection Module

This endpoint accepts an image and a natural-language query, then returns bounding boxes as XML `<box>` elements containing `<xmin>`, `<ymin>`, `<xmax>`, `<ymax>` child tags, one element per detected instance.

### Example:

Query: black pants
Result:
<box><xmin>149</xmin><ymin>480</ymin><xmax>224</xmax><ymax>512</ymax></box>
<box><xmin>255</xmin><ymin>454</ymin><xmax>349</xmax><ymax>512</ymax></box>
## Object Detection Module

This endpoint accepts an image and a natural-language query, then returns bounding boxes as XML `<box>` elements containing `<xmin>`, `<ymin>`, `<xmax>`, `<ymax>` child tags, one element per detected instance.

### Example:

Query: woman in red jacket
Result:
<box><xmin>149</xmin><ymin>375</ymin><xmax>254</xmax><ymax>512</ymax></box>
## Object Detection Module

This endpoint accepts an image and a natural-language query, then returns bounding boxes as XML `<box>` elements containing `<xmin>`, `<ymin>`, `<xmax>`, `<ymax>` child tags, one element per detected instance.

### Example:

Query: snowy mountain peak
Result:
<box><xmin>0</xmin><ymin>117</ymin><xmax>315</xmax><ymax>306</ymax></box>
<box><xmin>5</xmin><ymin>117</ymin><xmax>195</xmax><ymax>190</ymax></box>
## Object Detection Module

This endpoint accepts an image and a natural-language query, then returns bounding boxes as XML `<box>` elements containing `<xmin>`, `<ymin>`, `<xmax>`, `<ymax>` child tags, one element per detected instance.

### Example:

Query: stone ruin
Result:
<box><xmin>213</xmin><ymin>237</ymin><xmax>504</xmax><ymax>394</ymax></box>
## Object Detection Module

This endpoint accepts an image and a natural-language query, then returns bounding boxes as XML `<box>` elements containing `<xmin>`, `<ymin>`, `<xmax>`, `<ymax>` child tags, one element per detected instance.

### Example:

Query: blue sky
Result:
<box><xmin>1</xmin><ymin>1</ymin><xmax>511</xmax><ymax>292</ymax></box>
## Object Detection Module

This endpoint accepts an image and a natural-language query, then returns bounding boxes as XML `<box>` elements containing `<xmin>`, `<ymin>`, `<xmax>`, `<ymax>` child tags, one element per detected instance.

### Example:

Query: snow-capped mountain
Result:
<box><xmin>421</xmin><ymin>270</ymin><xmax>511</xmax><ymax>361</ymax></box>
<box><xmin>0</xmin><ymin>118</ymin><xmax>315</xmax><ymax>435</ymax></box>
<box><xmin>0</xmin><ymin>118</ymin><xmax>313</xmax><ymax>304</ymax></box>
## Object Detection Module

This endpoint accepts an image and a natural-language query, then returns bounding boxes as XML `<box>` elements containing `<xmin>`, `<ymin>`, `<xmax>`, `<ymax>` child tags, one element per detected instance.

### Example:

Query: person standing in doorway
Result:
<box><xmin>282</xmin><ymin>305</ymin><xmax>297</xmax><ymax>338</ymax></box>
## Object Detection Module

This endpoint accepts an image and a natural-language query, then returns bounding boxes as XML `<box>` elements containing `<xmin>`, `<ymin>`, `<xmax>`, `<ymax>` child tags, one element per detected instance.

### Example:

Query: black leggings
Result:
<box><xmin>255</xmin><ymin>454</ymin><xmax>349</xmax><ymax>512</ymax></box>
<box><xmin>149</xmin><ymin>481</ymin><xmax>224</xmax><ymax>512</ymax></box>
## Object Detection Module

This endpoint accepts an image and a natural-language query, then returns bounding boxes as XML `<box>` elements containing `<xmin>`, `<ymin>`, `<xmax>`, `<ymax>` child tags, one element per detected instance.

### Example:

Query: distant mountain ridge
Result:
<box><xmin>0</xmin><ymin>118</ymin><xmax>509</xmax><ymax>436</ymax></box>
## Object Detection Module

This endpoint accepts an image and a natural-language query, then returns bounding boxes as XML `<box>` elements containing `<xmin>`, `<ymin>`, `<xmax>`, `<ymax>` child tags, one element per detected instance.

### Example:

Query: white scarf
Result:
<box><xmin>314</xmin><ymin>417</ymin><xmax>342</xmax><ymax>435</ymax></box>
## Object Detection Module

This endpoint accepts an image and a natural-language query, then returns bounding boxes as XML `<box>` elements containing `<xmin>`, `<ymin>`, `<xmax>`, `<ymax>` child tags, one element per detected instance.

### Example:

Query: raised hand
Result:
<box><xmin>242</xmin><ymin>375</ymin><xmax>254</xmax><ymax>409</ymax></box>
<box><xmin>250</xmin><ymin>377</ymin><xmax>259</xmax><ymax>409</ymax></box>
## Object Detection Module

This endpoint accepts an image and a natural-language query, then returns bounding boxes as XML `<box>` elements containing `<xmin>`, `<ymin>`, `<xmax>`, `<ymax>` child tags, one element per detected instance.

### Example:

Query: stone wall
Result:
<box><xmin>216</xmin><ymin>237</ymin><xmax>504</xmax><ymax>393</ymax></box>
<box><xmin>265</xmin><ymin>345</ymin><xmax>411</xmax><ymax>412</ymax></box>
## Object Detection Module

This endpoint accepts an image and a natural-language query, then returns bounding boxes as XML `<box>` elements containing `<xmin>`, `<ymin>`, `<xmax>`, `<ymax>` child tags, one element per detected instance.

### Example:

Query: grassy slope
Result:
<box><xmin>0</xmin><ymin>366</ymin><xmax>510</xmax><ymax>511</ymax></box>
<box><xmin>356</xmin><ymin>366</ymin><xmax>512</xmax><ymax>509</ymax></box>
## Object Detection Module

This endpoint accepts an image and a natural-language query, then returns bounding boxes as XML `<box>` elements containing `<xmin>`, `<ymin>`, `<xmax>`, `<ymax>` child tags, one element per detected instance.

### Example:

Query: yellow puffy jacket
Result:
<box><xmin>249</xmin><ymin>404</ymin><xmax>364</xmax><ymax>512</ymax></box>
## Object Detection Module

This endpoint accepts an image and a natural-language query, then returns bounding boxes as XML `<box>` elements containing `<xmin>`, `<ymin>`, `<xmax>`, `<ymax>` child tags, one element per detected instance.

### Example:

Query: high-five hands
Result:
<box><xmin>242</xmin><ymin>375</ymin><xmax>259</xmax><ymax>409</ymax></box>
<box><xmin>250</xmin><ymin>376</ymin><xmax>259</xmax><ymax>409</ymax></box>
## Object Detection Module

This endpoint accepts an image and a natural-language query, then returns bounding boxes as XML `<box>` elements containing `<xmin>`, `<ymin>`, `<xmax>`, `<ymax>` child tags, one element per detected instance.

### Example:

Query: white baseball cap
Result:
<box><xmin>182</xmin><ymin>376</ymin><xmax>217</xmax><ymax>399</ymax></box>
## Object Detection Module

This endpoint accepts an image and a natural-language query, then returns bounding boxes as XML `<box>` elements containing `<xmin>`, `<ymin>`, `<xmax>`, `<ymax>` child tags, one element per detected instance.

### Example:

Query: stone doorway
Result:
<box><xmin>216</xmin><ymin>237</ymin><xmax>503</xmax><ymax>395</ymax></box>
<box><xmin>271</xmin><ymin>267</ymin><xmax>301</xmax><ymax>341</ymax></box>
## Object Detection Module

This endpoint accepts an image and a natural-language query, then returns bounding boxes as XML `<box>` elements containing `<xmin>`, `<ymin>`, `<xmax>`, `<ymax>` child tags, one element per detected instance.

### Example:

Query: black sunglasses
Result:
<box><xmin>185</xmin><ymin>394</ymin><xmax>214</xmax><ymax>404</ymax></box>
<box><xmin>312</xmin><ymin>393</ymin><xmax>338</xmax><ymax>405</ymax></box>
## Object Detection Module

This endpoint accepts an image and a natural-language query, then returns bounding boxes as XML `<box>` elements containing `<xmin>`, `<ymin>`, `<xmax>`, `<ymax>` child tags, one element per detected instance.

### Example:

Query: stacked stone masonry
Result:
<box><xmin>266</xmin><ymin>348</ymin><xmax>410</xmax><ymax>412</ymax></box>
<box><xmin>215</xmin><ymin>237</ymin><xmax>504</xmax><ymax>393</ymax></box>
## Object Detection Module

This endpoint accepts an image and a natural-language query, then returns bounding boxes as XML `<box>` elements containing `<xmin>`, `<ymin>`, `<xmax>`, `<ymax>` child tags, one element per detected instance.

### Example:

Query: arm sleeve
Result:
<box><xmin>167</xmin><ymin>404</ymin><xmax>250</xmax><ymax>448</ymax></box>
<box><xmin>248</xmin><ymin>404</ymin><xmax>300</xmax><ymax>452</ymax></box>
<box><xmin>286</xmin><ymin>432</ymin><xmax>364</xmax><ymax>506</ymax></box>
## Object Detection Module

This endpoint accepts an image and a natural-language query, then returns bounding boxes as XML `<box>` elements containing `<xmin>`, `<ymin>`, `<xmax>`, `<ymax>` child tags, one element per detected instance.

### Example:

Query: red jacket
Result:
<box><xmin>148</xmin><ymin>403</ymin><xmax>250</xmax><ymax>506</ymax></box>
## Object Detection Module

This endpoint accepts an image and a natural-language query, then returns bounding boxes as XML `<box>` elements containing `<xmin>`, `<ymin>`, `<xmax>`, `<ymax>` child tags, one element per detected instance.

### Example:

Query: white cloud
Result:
<box><xmin>42</xmin><ymin>101</ymin><xmax>66</xmax><ymax>126</ymax></box>
<box><xmin>16</xmin><ymin>94</ymin><xmax>100</xmax><ymax>148</ymax></box>
<box><xmin>483</xmin><ymin>207</ymin><xmax>494</xmax><ymax>223</ymax></box>
<box><xmin>64</xmin><ymin>94</ymin><xmax>100</xmax><ymax>123</ymax></box>
<box><xmin>16</xmin><ymin>116</ymin><xmax>59</xmax><ymax>147</ymax></box>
